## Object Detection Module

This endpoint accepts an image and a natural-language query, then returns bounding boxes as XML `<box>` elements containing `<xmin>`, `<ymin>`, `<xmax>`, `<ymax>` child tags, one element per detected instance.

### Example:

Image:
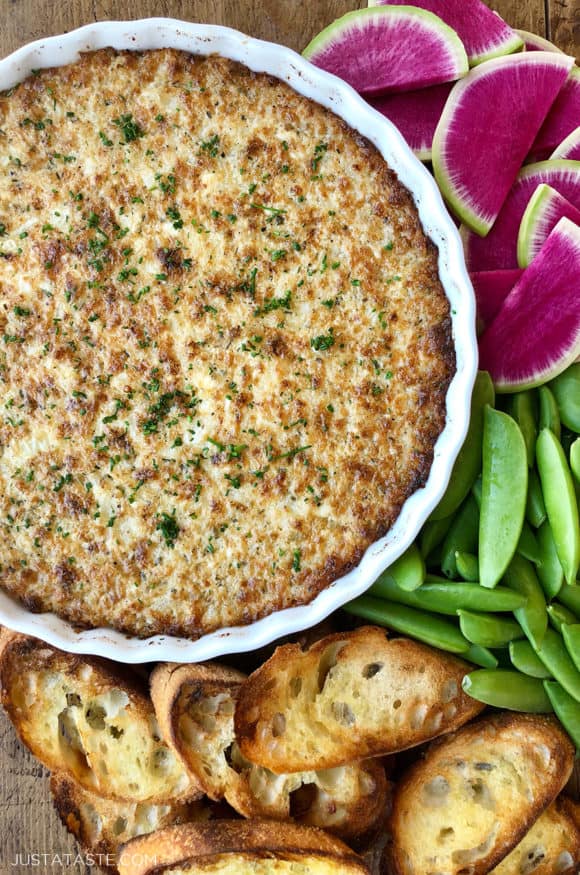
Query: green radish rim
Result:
<box><xmin>551</xmin><ymin>125</ymin><xmax>580</xmax><ymax>160</ymax></box>
<box><xmin>517</xmin><ymin>183</ymin><xmax>553</xmax><ymax>268</ymax></box>
<box><xmin>516</xmin><ymin>29</ymin><xmax>564</xmax><ymax>53</ymax></box>
<box><xmin>433</xmin><ymin>55</ymin><xmax>576</xmax><ymax>237</ymax></box>
<box><xmin>302</xmin><ymin>6</ymin><xmax>469</xmax><ymax>82</ymax></box>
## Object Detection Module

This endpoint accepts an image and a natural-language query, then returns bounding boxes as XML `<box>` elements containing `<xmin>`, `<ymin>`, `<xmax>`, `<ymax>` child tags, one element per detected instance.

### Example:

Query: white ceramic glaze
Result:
<box><xmin>0</xmin><ymin>19</ymin><xmax>478</xmax><ymax>662</ymax></box>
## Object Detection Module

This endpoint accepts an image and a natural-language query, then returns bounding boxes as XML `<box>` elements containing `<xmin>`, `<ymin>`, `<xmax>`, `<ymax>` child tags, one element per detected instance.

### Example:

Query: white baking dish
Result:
<box><xmin>0</xmin><ymin>18</ymin><xmax>477</xmax><ymax>663</ymax></box>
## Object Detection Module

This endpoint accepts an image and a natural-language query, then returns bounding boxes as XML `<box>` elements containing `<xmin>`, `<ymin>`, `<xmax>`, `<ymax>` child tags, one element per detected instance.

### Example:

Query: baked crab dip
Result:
<box><xmin>0</xmin><ymin>48</ymin><xmax>455</xmax><ymax>638</ymax></box>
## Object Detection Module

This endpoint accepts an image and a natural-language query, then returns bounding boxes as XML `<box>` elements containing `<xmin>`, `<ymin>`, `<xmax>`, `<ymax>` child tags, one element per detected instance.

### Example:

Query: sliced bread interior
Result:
<box><xmin>0</xmin><ymin>631</ymin><xmax>198</xmax><ymax>803</ymax></box>
<box><xmin>389</xmin><ymin>713</ymin><xmax>575</xmax><ymax>875</ymax></box>
<box><xmin>235</xmin><ymin>626</ymin><xmax>484</xmax><ymax>772</ymax></box>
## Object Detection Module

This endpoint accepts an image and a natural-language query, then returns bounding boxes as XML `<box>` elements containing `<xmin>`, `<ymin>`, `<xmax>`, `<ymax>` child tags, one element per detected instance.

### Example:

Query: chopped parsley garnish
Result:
<box><xmin>271</xmin><ymin>249</ymin><xmax>287</xmax><ymax>261</ymax></box>
<box><xmin>113</xmin><ymin>113</ymin><xmax>145</xmax><ymax>143</ymax></box>
<box><xmin>166</xmin><ymin>205</ymin><xmax>183</xmax><ymax>229</ymax></box>
<box><xmin>200</xmin><ymin>134</ymin><xmax>220</xmax><ymax>157</ymax></box>
<box><xmin>13</xmin><ymin>306</ymin><xmax>30</xmax><ymax>317</ymax></box>
<box><xmin>157</xmin><ymin>511</ymin><xmax>179</xmax><ymax>548</ymax></box>
<box><xmin>310</xmin><ymin>330</ymin><xmax>334</xmax><ymax>352</ymax></box>
<box><xmin>53</xmin><ymin>473</ymin><xmax>72</xmax><ymax>492</ymax></box>
<box><xmin>254</xmin><ymin>290</ymin><xmax>291</xmax><ymax>316</ymax></box>
<box><xmin>311</xmin><ymin>142</ymin><xmax>328</xmax><ymax>173</ymax></box>
<box><xmin>292</xmin><ymin>549</ymin><xmax>301</xmax><ymax>572</ymax></box>
<box><xmin>98</xmin><ymin>131</ymin><xmax>113</xmax><ymax>147</ymax></box>
<box><xmin>273</xmin><ymin>444</ymin><xmax>312</xmax><ymax>461</ymax></box>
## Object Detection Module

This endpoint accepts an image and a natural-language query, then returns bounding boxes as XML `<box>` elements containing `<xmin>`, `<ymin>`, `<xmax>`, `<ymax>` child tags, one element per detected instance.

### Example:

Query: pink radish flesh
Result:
<box><xmin>367</xmin><ymin>83</ymin><xmax>452</xmax><ymax>160</ymax></box>
<box><xmin>529</xmin><ymin>69</ymin><xmax>580</xmax><ymax>161</ymax></box>
<box><xmin>470</xmin><ymin>269</ymin><xmax>524</xmax><ymax>333</ymax></box>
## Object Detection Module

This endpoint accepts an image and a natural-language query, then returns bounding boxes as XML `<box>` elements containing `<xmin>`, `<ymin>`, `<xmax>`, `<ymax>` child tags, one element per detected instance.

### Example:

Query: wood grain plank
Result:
<box><xmin>549</xmin><ymin>0</ymin><xmax>580</xmax><ymax>60</ymax></box>
<box><xmin>0</xmin><ymin>1</ymin><xmax>576</xmax><ymax>871</ymax></box>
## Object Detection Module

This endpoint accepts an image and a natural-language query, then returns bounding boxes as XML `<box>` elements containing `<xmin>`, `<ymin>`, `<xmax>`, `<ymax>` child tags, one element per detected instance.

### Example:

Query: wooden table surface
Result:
<box><xmin>0</xmin><ymin>1</ymin><xmax>578</xmax><ymax>872</ymax></box>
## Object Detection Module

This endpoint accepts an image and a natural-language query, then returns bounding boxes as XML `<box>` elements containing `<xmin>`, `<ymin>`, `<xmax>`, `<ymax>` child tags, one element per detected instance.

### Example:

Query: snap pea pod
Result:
<box><xmin>571</xmin><ymin>438</ymin><xmax>580</xmax><ymax>483</ymax></box>
<box><xmin>536</xmin><ymin>428</ymin><xmax>580</xmax><ymax>585</ymax></box>
<box><xmin>458</xmin><ymin>609</ymin><xmax>523</xmax><ymax>648</ymax></box>
<box><xmin>455</xmin><ymin>551</ymin><xmax>479</xmax><ymax>581</ymax></box>
<box><xmin>503</xmin><ymin>554</ymin><xmax>547</xmax><ymax>650</ymax></box>
<box><xmin>544</xmin><ymin>681</ymin><xmax>580</xmax><ymax>750</ymax></box>
<box><xmin>535</xmin><ymin>628</ymin><xmax>580</xmax><ymax>702</ymax></box>
<box><xmin>558</xmin><ymin>583</ymin><xmax>580</xmax><ymax>618</ymax></box>
<box><xmin>343</xmin><ymin>595</ymin><xmax>470</xmax><ymax>654</ymax></box>
<box><xmin>471</xmin><ymin>475</ymin><xmax>482</xmax><ymax>508</ymax></box>
<box><xmin>517</xmin><ymin>521</ymin><xmax>541</xmax><ymax>565</ymax></box>
<box><xmin>562</xmin><ymin>624</ymin><xmax>580</xmax><ymax>673</ymax></box>
<box><xmin>549</xmin><ymin>363</ymin><xmax>580</xmax><ymax>433</ymax></box>
<box><xmin>538</xmin><ymin>385</ymin><xmax>561</xmax><ymax>441</ymax></box>
<box><xmin>525</xmin><ymin>469</ymin><xmax>547</xmax><ymax>529</ymax></box>
<box><xmin>420</xmin><ymin>514</ymin><xmax>455</xmax><ymax>559</ymax></box>
<box><xmin>377</xmin><ymin>543</ymin><xmax>425</xmax><ymax>593</ymax></box>
<box><xmin>430</xmin><ymin>371</ymin><xmax>494</xmax><ymax>521</ymax></box>
<box><xmin>462</xmin><ymin>669</ymin><xmax>553</xmax><ymax>713</ymax></box>
<box><xmin>369</xmin><ymin>576</ymin><xmax>527</xmax><ymax>615</ymax></box>
<box><xmin>509</xmin><ymin>640</ymin><xmax>552</xmax><ymax>679</ymax></box>
<box><xmin>480</xmin><ymin>407</ymin><xmax>528</xmax><ymax>589</ymax></box>
<box><xmin>547</xmin><ymin>602</ymin><xmax>578</xmax><ymax>633</ymax></box>
<box><xmin>465</xmin><ymin>645</ymin><xmax>498</xmax><ymax>669</ymax></box>
<box><xmin>508</xmin><ymin>390</ymin><xmax>537</xmax><ymax>467</ymax></box>
<box><xmin>536</xmin><ymin>520</ymin><xmax>564</xmax><ymax>599</ymax></box>
<box><xmin>441</xmin><ymin>494</ymin><xmax>479</xmax><ymax>579</ymax></box>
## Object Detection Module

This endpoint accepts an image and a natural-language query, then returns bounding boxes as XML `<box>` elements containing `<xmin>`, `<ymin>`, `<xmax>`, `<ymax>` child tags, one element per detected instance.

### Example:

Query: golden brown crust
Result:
<box><xmin>0</xmin><ymin>633</ymin><xmax>200</xmax><ymax>803</ymax></box>
<box><xmin>0</xmin><ymin>47</ymin><xmax>455</xmax><ymax>639</ymax></box>
<box><xmin>388</xmin><ymin>713</ymin><xmax>575</xmax><ymax>875</ymax></box>
<box><xmin>117</xmin><ymin>820</ymin><xmax>371</xmax><ymax>875</ymax></box>
<box><xmin>234</xmin><ymin>626</ymin><xmax>484</xmax><ymax>771</ymax></box>
<box><xmin>150</xmin><ymin>659</ymin><xmax>391</xmax><ymax>840</ymax></box>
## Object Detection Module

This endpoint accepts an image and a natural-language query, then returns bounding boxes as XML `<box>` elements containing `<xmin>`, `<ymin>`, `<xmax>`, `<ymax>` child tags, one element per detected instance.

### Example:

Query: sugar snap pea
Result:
<box><xmin>536</xmin><ymin>428</ymin><xmax>580</xmax><ymax>585</ymax></box>
<box><xmin>571</xmin><ymin>438</ymin><xmax>580</xmax><ymax>483</ymax></box>
<box><xmin>558</xmin><ymin>582</ymin><xmax>580</xmax><ymax>618</ymax></box>
<box><xmin>525</xmin><ymin>468</ymin><xmax>547</xmax><ymax>529</ymax></box>
<box><xmin>547</xmin><ymin>602</ymin><xmax>578</xmax><ymax>633</ymax></box>
<box><xmin>503</xmin><ymin>554</ymin><xmax>547</xmax><ymax>650</ymax></box>
<box><xmin>343</xmin><ymin>595</ymin><xmax>470</xmax><ymax>654</ymax></box>
<box><xmin>441</xmin><ymin>494</ymin><xmax>479</xmax><ymax>579</ymax></box>
<box><xmin>462</xmin><ymin>669</ymin><xmax>553</xmax><ymax>712</ymax></box>
<box><xmin>458</xmin><ymin>609</ymin><xmax>523</xmax><ymax>648</ymax></box>
<box><xmin>509</xmin><ymin>640</ymin><xmax>552</xmax><ymax>679</ymax></box>
<box><xmin>508</xmin><ymin>390</ymin><xmax>537</xmax><ymax>467</ymax></box>
<box><xmin>465</xmin><ymin>644</ymin><xmax>498</xmax><ymax>669</ymax></box>
<box><xmin>455</xmin><ymin>551</ymin><xmax>479</xmax><ymax>581</ymax></box>
<box><xmin>517</xmin><ymin>521</ymin><xmax>541</xmax><ymax>565</ymax></box>
<box><xmin>380</xmin><ymin>543</ymin><xmax>425</xmax><ymax>592</ymax></box>
<box><xmin>430</xmin><ymin>371</ymin><xmax>494</xmax><ymax>521</ymax></box>
<box><xmin>562</xmin><ymin>624</ymin><xmax>580</xmax><ymax>673</ymax></box>
<box><xmin>535</xmin><ymin>628</ymin><xmax>580</xmax><ymax>702</ymax></box>
<box><xmin>369</xmin><ymin>576</ymin><xmax>526</xmax><ymax>615</ymax></box>
<box><xmin>536</xmin><ymin>520</ymin><xmax>564</xmax><ymax>599</ymax></box>
<box><xmin>549</xmin><ymin>363</ymin><xmax>580</xmax><ymax>433</ymax></box>
<box><xmin>538</xmin><ymin>385</ymin><xmax>561</xmax><ymax>440</ymax></box>
<box><xmin>420</xmin><ymin>514</ymin><xmax>455</xmax><ymax>559</ymax></box>
<box><xmin>480</xmin><ymin>407</ymin><xmax>528</xmax><ymax>589</ymax></box>
<box><xmin>471</xmin><ymin>475</ymin><xmax>482</xmax><ymax>508</ymax></box>
<box><xmin>544</xmin><ymin>681</ymin><xmax>580</xmax><ymax>750</ymax></box>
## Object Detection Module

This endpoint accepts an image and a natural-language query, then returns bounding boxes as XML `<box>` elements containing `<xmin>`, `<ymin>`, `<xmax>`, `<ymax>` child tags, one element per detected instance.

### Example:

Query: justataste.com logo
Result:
<box><xmin>9</xmin><ymin>852</ymin><xmax>159</xmax><ymax>868</ymax></box>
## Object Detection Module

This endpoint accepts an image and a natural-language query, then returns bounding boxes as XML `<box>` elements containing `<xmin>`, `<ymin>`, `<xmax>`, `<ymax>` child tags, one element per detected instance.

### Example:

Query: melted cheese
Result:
<box><xmin>0</xmin><ymin>49</ymin><xmax>454</xmax><ymax>637</ymax></box>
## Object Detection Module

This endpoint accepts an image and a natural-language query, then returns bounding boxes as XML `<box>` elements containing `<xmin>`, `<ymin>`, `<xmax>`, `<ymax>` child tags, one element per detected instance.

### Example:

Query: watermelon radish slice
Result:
<box><xmin>529</xmin><ymin>68</ymin><xmax>580</xmax><ymax>160</ymax></box>
<box><xmin>551</xmin><ymin>126</ymin><xmax>580</xmax><ymax>161</ymax></box>
<box><xmin>302</xmin><ymin>7</ymin><xmax>468</xmax><ymax>96</ymax></box>
<box><xmin>517</xmin><ymin>184</ymin><xmax>580</xmax><ymax>267</ymax></box>
<box><xmin>470</xmin><ymin>269</ymin><xmax>523</xmax><ymax>333</ymax></box>
<box><xmin>479</xmin><ymin>218</ymin><xmax>580</xmax><ymax>391</ymax></box>
<box><xmin>368</xmin><ymin>0</ymin><xmax>523</xmax><ymax>66</ymax></box>
<box><xmin>516</xmin><ymin>30</ymin><xmax>564</xmax><ymax>54</ymax></box>
<box><xmin>367</xmin><ymin>83</ymin><xmax>452</xmax><ymax>161</ymax></box>
<box><xmin>463</xmin><ymin>160</ymin><xmax>580</xmax><ymax>270</ymax></box>
<box><xmin>432</xmin><ymin>53</ymin><xmax>574</xmax><ymax>236</ymax></box>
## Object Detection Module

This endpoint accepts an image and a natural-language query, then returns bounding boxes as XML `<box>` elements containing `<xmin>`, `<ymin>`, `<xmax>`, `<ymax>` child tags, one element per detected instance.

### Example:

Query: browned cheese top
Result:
<box><xmin>0</xmin><ymin>49</ymin><xmax>454</xmax><ymax>637</ymax></box>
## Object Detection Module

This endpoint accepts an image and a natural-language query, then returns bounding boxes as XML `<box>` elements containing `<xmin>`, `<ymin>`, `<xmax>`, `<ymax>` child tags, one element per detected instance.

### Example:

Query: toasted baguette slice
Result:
<box><xmin>50</xmin><ymin>773</ymin><xmax>212</xmax><ymax>871</ymax></box>
<box><xmin>150</xmin><ymin>661</ymin><xmax>389</xmax><ymax>839</ymax></box>
<box><xmin>234</xmin><ymin>626</ymin><xmax>484</xmax><ymax>772</ymax></box>
<box><xmin>389</xmin><ymin>713</ymin><xmax>575</xmax><ymax>875</ymax></box>
<box><xmin>117</xmin><ymin>820</ymin><xmax>370</xmax><ymax>875</ymax></box>
<box><xmin>0</xmin><ymin>631</ymin><xmax>198</xmax><ymax>803</ymax></box>
<box><xmin>489</xmin><ymin>796</ymin><xmax>580</xmax><ymax>875</ymax></box>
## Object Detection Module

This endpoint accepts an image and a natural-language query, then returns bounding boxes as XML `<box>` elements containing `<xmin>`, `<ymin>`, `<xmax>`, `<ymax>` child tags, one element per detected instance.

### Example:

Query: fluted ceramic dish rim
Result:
<box><xmin>0</xmin><ymin>18</ymin><xmax>478</xmax><ymax>663</ymax></box>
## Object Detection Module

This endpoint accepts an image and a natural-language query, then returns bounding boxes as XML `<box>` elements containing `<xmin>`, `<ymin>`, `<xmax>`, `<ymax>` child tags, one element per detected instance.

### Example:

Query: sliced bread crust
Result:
<box><xmin>150</xmin><ymin>661</ymin><xmax>390</xmax><ymax>839</ymax></box>
<box><xmin>117</xmin><ymin>820</ymin><xmax>370</xmax><ymax>875</ymax></box>
<box><xmin>235</xmin><ymin>626</ymin><xmax>484</xmax><ymax>772</ymax></box>
<box><xmin>0</xmin><ymin>631</ymin><xmax>199</xmax><ymax>803</ymax></box>
<box><xmin>389</xmin><ymin>713</ymin><xmax>575</xmax><ymax>875</ymax></box>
